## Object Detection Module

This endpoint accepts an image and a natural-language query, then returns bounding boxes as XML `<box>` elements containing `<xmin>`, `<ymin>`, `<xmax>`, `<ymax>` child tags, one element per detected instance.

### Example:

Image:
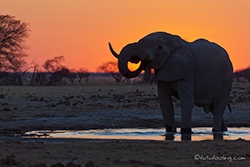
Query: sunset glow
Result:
<box><xmin>1</xmin><ymin>0</ymin><xmax>249</xmax><ymax>72</ymax></box>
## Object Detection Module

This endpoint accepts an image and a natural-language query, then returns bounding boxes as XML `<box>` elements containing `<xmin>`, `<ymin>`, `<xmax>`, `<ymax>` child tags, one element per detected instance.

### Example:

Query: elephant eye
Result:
<box><xmin>158</xmin><ymin>46</ymin><xmax>163</xmax><ymax>49</ymax></box>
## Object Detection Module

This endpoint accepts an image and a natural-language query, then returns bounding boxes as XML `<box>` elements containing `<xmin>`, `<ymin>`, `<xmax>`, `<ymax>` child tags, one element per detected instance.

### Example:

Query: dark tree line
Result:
<box><xmin>2</xmin><ymin>15</ymin><xmax>250</xmax><ymax>85</ymax></box>
<box><xmin>234</xmin><ymin>67</ymin><xmax>250</xmax><ymax>82</ymax></box>
<box><xmin>0</xmin><ymin>14</ymin><xmax>156</xmax><ymax>85</ymax></box>
<box><xmin>0</xmin><ymin>14</ymin><xmax>90</xmax><ymax>86</ymax></box>
<box><xmin>30</xmin><ymin>56</ymin><xmax>90</xmax><ymax>86</ymax></box>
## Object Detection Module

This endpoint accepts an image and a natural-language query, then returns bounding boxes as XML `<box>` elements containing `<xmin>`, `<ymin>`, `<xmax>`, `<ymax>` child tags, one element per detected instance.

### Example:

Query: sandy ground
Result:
<box><xmin>0</xmin><ymin>81</ymin><xmax>250</xmax><ymax>166</ymax></box>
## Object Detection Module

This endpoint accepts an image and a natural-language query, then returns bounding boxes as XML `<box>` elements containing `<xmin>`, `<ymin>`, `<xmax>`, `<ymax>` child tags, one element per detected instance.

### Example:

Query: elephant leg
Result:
<box><xmin>212</xmin><ymin>112</ymin><xmax>224</xmax><ymax>132</ymax></box>
<box><xmin>221</xmin><ymin>117</ymin><xmax>228</xmax><ymax>131</ymax></box>
<box><xmin>213</xmin><ymin>112</ymin><xmax>228</xmax><ymax>132</ymax></box>
<box><xmin>212</xmin><ymin>97</ymin><xmax>228</xmax><ymax>132</ymax></box>
<box><xmin>177</xmin><ymin>80</ymin><xmax>194</xmax><ymax>134</ymax></box>
<box><xmin>212</xmin><ymin>80</ymin><xmax>231</xmax><ymax>132</ymax></box>
<box><xmin>209</xmin><ymin>104</ymin><xmax>227</xmax><ymax>132</ymax></box>
<box><xmin>157</xmin><ymin>81</ymin><xmax>176</xmax><ymax>133</ymax></box>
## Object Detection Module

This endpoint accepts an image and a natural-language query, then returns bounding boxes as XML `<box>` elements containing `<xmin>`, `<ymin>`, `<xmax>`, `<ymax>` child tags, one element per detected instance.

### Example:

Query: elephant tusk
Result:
<box><xmin>109</xmin><ymin>42</ymin><xmax>119</xmax><ymax>59</ymax></box>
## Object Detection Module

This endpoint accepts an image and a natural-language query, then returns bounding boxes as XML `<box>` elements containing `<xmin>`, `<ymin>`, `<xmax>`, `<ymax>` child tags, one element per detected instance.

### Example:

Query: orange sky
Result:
<box><xmin>1</xmin><ymin>0</ymin><xmax>249</xmax><ymax>72</ymax></box>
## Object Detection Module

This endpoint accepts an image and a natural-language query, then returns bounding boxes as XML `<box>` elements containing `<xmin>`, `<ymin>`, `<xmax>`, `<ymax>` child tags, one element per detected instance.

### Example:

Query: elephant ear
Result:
<box><xmin>156</xmin><ymin>46</ymin><xmax>194</xmax><ymax>82</ymax></box>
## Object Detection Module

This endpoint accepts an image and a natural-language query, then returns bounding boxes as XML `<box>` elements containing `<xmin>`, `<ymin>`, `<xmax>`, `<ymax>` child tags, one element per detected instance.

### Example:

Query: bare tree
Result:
<box><xmin>46</xmin><ymin>68</ymin><xmax>70</xmax><ymax>85</ymax></box>
<box><xmin>78</xmin><ymin>68</ymin><xmax>90</xmax><ymax>83</ymax></box>
<box><xmin>30</xmin><ymin>63</ymin><xmax>38</xmax><ymax>85</ymax></box>
<box><xmin>42</xmin><ymin>56</ymin><xmax>71</xmax><ymax>85</ymax></box>
<box><xmin>65</xmin><ymin>68</ymin><xmax>77</xmax><ymax>84</ymax></box>
<box><xmin>0</xmin><ymin>15</ymin><xmax>30</xmax><ymax>85</ymax></box>
<box><xmin>0</xmin><ymin>15</ymin><xmax>29</xmax><ymax>73</ymax></box>
<box><xmin>97</xmin><ymin>61</ymin><xmax>125</xmax><ymax>82</ymax></box>
<box><xmin>30</xmin><ymin>64</ymin><xmax>48</xmax><ymax>85</ymax></box>
<box><xmin>43</xmin><ymin>55</ymin><xmax>65</xmax><ymax>73</ymax></box>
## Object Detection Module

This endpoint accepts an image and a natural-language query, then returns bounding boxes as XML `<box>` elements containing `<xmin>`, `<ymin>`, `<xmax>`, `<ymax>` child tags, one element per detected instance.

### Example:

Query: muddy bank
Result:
<box><xmin>1</xmin><ymin>108</ymin><xmax>250</xmax><ymax>137</ymax></box>
<box><xmin>0</xmin><ymin>83</ymin><xmax>250</xmax><ymax>136</ymax></box>
<box><xmin>0</xmin><ymin>83</ymin><xmax>249</xmax><ymax>167</ymax></box>
<box><xmin>0</xmin><ymin>138</ymin><xmax>249</xmax><ymax>167</ymax></box>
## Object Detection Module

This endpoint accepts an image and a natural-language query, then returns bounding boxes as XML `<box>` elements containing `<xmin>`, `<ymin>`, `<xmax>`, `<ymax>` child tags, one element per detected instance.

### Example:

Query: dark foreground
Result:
<box><xmin>0</xmin><ymin>138</ymin><xmax>249</xmax><ymax>167</ymax></box>
<box><xmin>0</xmin><ymin>83</ymin><xmax>249</xmax><ymax>166</ymax></box>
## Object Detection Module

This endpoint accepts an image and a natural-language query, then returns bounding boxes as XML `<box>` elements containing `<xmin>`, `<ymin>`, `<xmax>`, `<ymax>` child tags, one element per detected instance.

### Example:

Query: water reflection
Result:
<box><xmin>24</xmin><ymin>127</ymin><xmax>250</xmax><ymax>141</ymax></box>
<box><xmin>165</xmin><ymin>133</ymin><xmax>223</xmax><ymax>141</ymax></box>
<box><xmin>181</xmin><ymin>134</ymin><xmax>192</xmax><ymax>141</ymax></box>
<box><xmin>165</xmin><ymin>133</ymin><xmax>192</xmax><ymax>141</ymax></box>
<box><xmin>213</xmin><ymin>133</ymin><xmax>223</xmax><ymax>140</ymax></box>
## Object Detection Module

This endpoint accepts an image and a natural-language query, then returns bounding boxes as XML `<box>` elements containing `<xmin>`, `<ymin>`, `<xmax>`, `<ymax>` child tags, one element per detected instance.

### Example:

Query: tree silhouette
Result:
<box><xmin>43</xmin><ymin>56</ymin><xmax>70</xmax><ymax>85</ymax></box>
<box><xmin>0</xmin><ymin>15</ymin><xmax>29</xmax><ymax>73</ymax></box>
<box><xmin>43</xmin><ymin>55</ymin><xmax>65</xmax><ymax>73</ymax></box>
<box><xmin>0</xmin><ymin>15</ymin><xmax>30</xmax><ymax>85</ymax></box>
<box><xmin>78</xmin><ymin>68</ymin><xmax>90</xmax><ymax>83</ymax></box>
<box><xmin>46</xmin><ymin>68</ymin><xmax>70</xmax><ymax>85</ymax></box>
<box><xmin>97</xmin><ymin>61</ymin><xmax>124</xmax><ymax>82</ymax></box>
<box><xmin>30</xmin><ymin>64</ymin><xmax>48</xmax><ymax>85</ymax></box>
<box><xmin>234</xmin><ymin>67</ymin><xmax>250</xmax><ymax>82</ymax></box>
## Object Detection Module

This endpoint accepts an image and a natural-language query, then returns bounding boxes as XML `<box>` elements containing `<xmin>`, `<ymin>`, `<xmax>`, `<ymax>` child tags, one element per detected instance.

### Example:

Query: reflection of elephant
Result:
<box><xmin>109</xmin><ymin>32</ymin><xmax>233</xmax><ymax>134</ymax></box>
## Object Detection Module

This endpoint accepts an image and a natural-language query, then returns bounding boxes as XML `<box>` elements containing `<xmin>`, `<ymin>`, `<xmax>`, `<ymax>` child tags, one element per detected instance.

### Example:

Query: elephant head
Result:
<box><xmin>109</xmin><ymin>32</ymin><xmax>193</xmax><ymax>81</ymax></box>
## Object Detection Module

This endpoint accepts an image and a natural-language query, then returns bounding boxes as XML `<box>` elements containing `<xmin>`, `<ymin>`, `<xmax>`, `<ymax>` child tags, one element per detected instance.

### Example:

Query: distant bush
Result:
<box><xmin>234</xmin><ymin>67</ymin><xmax>250</xmax><ymax>82</ymax></box>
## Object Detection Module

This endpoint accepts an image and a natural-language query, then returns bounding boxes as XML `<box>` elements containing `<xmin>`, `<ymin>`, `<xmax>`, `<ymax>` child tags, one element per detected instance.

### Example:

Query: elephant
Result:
<box><xmin>109</xmin><ymin>32</ymin><xmax>233</xmax><ymax>134</ymax></box>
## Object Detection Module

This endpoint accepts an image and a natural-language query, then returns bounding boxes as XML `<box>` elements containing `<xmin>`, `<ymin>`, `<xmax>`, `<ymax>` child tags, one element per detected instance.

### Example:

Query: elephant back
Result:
<box><xmin>189</xmin><ymin>39</ymin><xmax>233</xmax><ymax>76</ymax></box>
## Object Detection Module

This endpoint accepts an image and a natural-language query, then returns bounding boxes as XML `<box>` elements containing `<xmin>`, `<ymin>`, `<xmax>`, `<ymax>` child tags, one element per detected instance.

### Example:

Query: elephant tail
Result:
<box><xmin>228</xmin><ymin>103</ymin><xmax>232</xmax><ymax>112</ymax></box>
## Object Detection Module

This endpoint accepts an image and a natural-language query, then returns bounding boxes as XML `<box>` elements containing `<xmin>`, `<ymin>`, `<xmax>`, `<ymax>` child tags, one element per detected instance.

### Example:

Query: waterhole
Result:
<box><xmin>23</xmin><ymin>127</ymin><xmax>250</xmax><ymax>141</ymax></box>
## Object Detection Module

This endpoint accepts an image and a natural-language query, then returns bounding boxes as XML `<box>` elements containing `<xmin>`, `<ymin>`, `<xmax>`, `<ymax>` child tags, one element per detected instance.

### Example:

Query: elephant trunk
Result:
<box><xmin>109</xmin><ymin>42</ymin><xmax>148</xmax><ymax>78</ymax></box>
<box><xmin>118</xmin><ymin>54</ymin><xmax>147</xmax><ymax>78</ymax></box>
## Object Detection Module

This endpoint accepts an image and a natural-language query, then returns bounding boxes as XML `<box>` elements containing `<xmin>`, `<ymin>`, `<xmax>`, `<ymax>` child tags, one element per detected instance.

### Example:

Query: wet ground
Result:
<box><xmin>24</xmin><ymin>127</ymin><xmax>250</xmax><ymax>141</ymax></box>
<box><xmin>0</xmin><ymin>83</ymin><xmax>249</xmax><ymax>166</ymax></box>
